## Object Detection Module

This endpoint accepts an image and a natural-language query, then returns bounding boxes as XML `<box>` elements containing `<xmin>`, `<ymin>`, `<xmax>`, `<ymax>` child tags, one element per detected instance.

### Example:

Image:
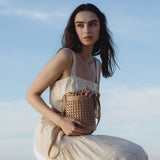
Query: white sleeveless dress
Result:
<box><xmin>33</xmin><ymin>50</ymin><xmax>148</xmax><ymax>160</ymax></box>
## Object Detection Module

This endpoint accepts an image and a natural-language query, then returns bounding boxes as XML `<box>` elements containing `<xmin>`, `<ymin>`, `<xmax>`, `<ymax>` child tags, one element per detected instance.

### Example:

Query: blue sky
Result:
<box><xmin>0</xmin><ymin>0</ymin><xmax>160</xmax><ymax>159</ymax></box>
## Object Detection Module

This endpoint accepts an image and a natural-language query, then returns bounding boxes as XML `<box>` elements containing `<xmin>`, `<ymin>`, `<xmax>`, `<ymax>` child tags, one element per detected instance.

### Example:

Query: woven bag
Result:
<box><xmin>62</xmin><ymin>91</ymin><xmax>101</xmax><ymax>133</ymax></box>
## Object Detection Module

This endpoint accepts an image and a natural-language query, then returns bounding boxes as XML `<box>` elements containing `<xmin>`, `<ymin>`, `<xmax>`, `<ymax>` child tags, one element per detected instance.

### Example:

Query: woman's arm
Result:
<box><xmin>25</xmin><ymin>48</ymin><xmax>73</xmax><ymax>127</ymax></box>
<box><xmin>26</xmin><ymin>48</ymin><xmax>89</xmax><ymax>135</ymax></box>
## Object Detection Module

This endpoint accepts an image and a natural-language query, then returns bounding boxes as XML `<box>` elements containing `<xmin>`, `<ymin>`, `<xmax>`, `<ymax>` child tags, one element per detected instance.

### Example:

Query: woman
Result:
<box><xmin>26</xmin><ymin>3</ymin><xmax>148</xmax><ymax>160</ymax></box>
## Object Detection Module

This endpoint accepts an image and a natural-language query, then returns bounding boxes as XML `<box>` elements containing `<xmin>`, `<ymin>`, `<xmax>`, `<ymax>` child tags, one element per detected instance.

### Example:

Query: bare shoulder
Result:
<box><xmin>26</xmin><ymin>48</ymin><xmax>74</xmax><ymax>95</ymax></box>
<box><xmin>56</xmin><ymin>48</ymin><xmax>73</xmax><ymax>62</ymax></box>
<box><xmin>48</xmin><ymin>47</ymin><xmax>74</xmax><ymax>69</ymax></box>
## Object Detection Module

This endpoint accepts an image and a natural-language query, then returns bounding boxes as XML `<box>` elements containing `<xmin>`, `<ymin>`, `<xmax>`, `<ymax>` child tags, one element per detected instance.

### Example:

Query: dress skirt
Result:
<box><xmin>33</xmin><ymin>134</ymin><xmax>148</xmax><ymax>160</ymax></box>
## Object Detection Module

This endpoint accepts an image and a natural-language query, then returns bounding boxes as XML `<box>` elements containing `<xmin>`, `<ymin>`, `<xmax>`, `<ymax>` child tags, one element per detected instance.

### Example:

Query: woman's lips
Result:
<box><xmin>84</xmin><ymin>36</ymin><xmax>92</xmax><ymax>41</ymax></box>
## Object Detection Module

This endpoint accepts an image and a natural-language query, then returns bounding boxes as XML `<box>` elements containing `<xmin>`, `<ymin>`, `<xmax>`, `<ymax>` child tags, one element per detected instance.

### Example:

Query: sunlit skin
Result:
<box><xmin>74</xmin><ymin>11</ymin><xmax>100</xmax><ymax>48</ymax></box>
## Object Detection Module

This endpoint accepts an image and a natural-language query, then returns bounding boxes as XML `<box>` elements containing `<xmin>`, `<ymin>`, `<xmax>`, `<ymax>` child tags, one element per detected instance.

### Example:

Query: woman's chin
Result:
<box><xmin>81</xmin><ymin>42</ymin><xmax>95</xmax><ymax>47</ymax></box>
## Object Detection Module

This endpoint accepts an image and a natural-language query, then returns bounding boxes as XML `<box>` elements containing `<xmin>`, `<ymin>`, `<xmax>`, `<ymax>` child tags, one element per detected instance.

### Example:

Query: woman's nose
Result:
<box><xmin>84</xmin><ymin>25</ymin><xmax>90</xmax><ymax>33</ymax></box>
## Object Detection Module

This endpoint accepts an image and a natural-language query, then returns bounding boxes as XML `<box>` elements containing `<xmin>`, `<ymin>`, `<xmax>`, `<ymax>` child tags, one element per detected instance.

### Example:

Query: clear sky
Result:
<box><xmin>0</xmin><ymin>0</ymin><xmax>160</xmax><ymax>159</ymax></box>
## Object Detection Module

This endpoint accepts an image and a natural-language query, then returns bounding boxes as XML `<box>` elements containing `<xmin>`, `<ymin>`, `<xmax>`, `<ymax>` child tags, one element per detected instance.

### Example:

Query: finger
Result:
<box><xmin>85</xmin><ymin>91</ymin><xmax>89</xmax><ymax>96</ymax></box>
<box><xmin>66</xmin><ymin>131</ymin><xmax>84</xmax><ymax>136</ymax></box>
<box><xmin>73</xmin><ymin>126</ymin><xmax>90</xmax><ymax>134</ymax></box>
<box><xmin>83</xmin><ymin>87</ymin><xmax>92</xmax><ymax>96</ymax></box>
<box><xmin>81</xmin><ymin>89</ymin><xmax>85</xmax><ymax>94</ymax></box>
<box><xmin>68</xmin><ymin>132</ymin><xmax>81</xmax><ymax>136</ymax></box>
<box><xmin>72</xmin><ymin>120</ymin><xmax>86</xmax><ymax>128</ymax></box>
<box><xmin>88</xmin><ymin>91</ymin><xmax>96</xmax><ymax>97</ymax></box>
<box><xmin>87</xmin><ymin>90</ymin><xmax>98</xmax><ymax>97</ymax></box>
<box><xmin>85</xmin><ymin>90</ymin><xmax>92</xmax><ymax>96</ymax></box>
<box><xmin>69</xmin><ymin>131</ymin><xmax>87</xmax><ymax>136</ymax></box>
<box><xmin>84</xmin><ymin>86</ymin><xmax>90</xmax><ymax>91</ymax></box>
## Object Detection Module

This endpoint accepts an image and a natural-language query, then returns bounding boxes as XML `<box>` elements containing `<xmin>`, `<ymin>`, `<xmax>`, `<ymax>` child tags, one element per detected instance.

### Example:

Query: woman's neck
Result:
<box><xmin>76</xmin><ymin>45</ymin><xmax>94</xmax><ymax>63</ymax></box>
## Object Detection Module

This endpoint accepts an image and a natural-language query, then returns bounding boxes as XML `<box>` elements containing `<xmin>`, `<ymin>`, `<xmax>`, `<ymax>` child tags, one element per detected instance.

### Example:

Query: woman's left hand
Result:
<box><xmin>81</xmin><ymin>86</ymin><xmax>100</xmax><ymax>99</ymax></box>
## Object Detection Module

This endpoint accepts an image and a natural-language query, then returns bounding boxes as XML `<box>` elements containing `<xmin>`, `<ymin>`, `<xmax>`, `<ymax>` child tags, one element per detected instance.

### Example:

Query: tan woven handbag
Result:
<box><xmin>47</xmin><ymin>91</ymin><xmax>101</xmax><ymax>159</ymax></box>
<box><xmin>62</xmin><ymin>91</ymin><xmax>101</xmax><ymax>133</ymax></box>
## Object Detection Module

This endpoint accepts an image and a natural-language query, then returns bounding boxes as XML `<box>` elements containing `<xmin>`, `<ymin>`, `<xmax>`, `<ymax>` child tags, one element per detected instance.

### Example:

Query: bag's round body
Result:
<box><xmin>64</xmin><ymin>94</ymin><xmax>96</xmax><ymax>131</ymax></box>
<box><xmin>62</xmin><ymin>92</ymin><xmax>100</xmax><ymax>133</ymax></box>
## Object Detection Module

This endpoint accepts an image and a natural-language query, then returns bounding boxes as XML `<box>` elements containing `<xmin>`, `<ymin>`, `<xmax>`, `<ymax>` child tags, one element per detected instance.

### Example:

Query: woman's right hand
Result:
<box><xmin>59</xmin><ymin>117</ymin><xmax>90</xmax><ymax>136</ymax></box>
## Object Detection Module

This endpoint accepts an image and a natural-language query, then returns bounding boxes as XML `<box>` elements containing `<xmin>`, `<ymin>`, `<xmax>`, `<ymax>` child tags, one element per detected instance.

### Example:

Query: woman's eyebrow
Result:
<box><xmin>75</xmin><ymin>20</ymin><xmax>98</xmax><ymax>24</ymax></box>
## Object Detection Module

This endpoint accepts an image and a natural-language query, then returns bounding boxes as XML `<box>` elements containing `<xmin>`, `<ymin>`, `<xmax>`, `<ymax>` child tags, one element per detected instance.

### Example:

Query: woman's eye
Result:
<box><xmin>77</xmin><ymin>24</ymin><xmax>83</xmax><ymax>27</ymax></box>
<box><xmin>90</xmin><ymin>23</ymin><xmax>96</xmax><ymax>26</ymax></box>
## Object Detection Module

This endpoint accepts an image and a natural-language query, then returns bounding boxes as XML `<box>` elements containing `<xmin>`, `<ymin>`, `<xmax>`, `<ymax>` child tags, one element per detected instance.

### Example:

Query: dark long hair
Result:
<box><xmin>61</xmin><ymin>3</ymin><xmax>119</xmax><ymax>78</ymax></box>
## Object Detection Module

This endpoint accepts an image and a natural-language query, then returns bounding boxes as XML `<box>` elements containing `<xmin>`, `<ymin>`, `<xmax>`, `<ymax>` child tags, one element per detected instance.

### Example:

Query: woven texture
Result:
<box><xmin>62</xmin><ymin>92</ymin><xmax>100</xmax><ymax>132</ymax></box>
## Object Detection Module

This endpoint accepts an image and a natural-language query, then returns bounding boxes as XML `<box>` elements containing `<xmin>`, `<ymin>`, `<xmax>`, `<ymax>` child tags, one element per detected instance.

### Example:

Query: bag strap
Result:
<box><xmin>95</xmin><ymin>59</ymin><xmax>101</xmax><ymax>92</ymax></box>
<box><xmin>93</xmin><ymin>95</ymin><xmax>101</xmax><ymax>129</ymax></box>
<box><xmin>47</xmin><ymin>126</ymin><xmax>64</xmax><ymax>159</ymax></box>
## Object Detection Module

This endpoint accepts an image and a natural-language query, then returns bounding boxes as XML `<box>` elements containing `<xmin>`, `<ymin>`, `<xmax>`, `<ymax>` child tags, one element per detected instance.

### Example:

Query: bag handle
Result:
<box><xmin>47</xmin><ymin>126</ymin><xmax>64</xmax><ymax>159</ymax></box>
<box><xmin>92</xmin><ymin>95</ymin><xmax>101</xmax><ymax>131</ymax></box>
<box><xmin>97</xmin><ymin>60</ymin><xmax>101</xmax><ymax>92</ymax></box>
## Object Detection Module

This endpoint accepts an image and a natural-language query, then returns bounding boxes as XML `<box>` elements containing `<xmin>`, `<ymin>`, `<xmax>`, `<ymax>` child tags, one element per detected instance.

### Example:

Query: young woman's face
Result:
<box><xmin>74</xmin><ymin>11</ymin><xmax>100</xmax><ymax>47</ymax></box>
